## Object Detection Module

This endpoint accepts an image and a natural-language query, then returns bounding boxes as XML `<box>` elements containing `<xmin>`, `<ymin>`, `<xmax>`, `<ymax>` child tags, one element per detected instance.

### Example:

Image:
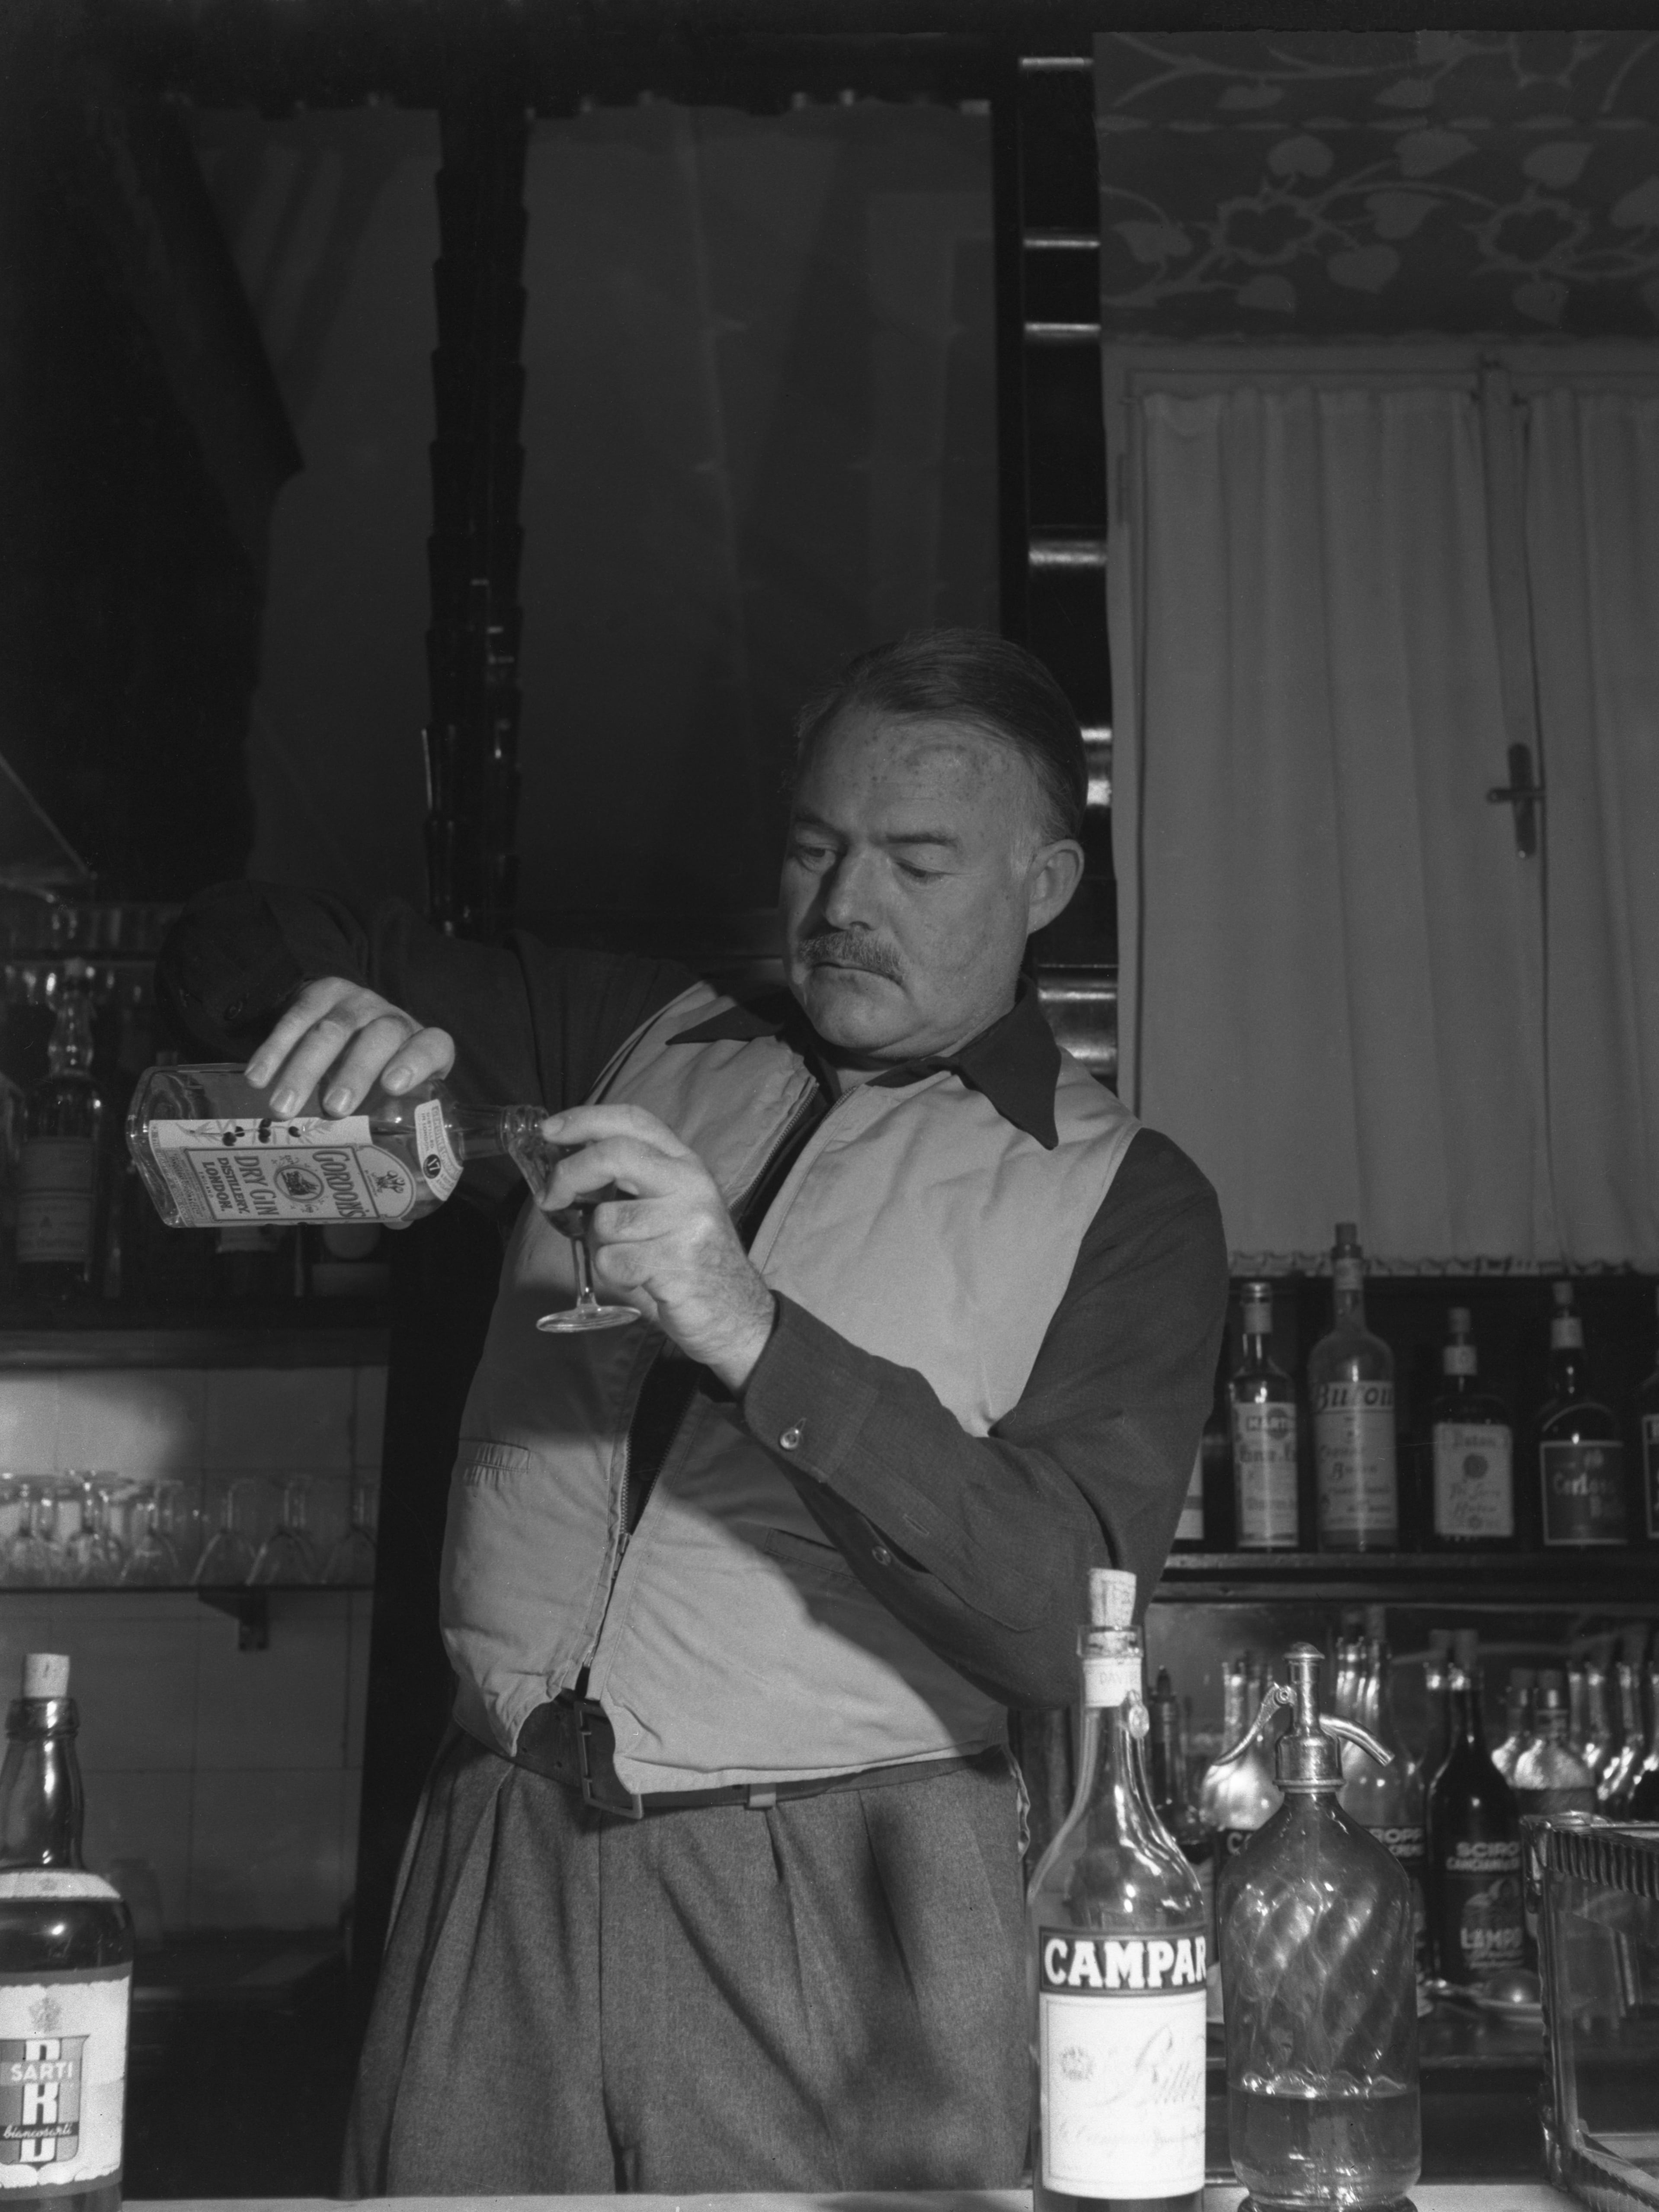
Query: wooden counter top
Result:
<box><xmin>132</xmin><ymin>2185</ymin><xmax>1577</xmax><ymax>2212</ymax></box>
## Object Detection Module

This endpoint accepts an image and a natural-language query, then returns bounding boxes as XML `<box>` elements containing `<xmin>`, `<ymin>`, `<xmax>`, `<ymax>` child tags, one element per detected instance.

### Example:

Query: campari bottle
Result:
<box><xmin>1029</xmin><ymin>1569</ymin><xmax>1208</xmax><ymax>2212</ymax></box>
<box><xmin>0</xmin><ymin>1654</ymin><xmax>134</xmax><ymax>2212</ymax></box>
<box><xmin>1230</xmin><ymin>1282</ymin><xmax>1299</xmax><ymax>1551</ymax></box>
<box><xmin>1535</xmin><ymin>1283</ymin><xmax>1627</xmax><ymax>1548</ymax></box>
<box><xmin>1425</xmin><ymin>1309</ymin><xmax>1516</xmax><ymax>1548</ymax></box>
<box><xmin>1311</xmin><ymin>1225</ymin><xmax>1398</xmax><ymax>1552</ymax></box>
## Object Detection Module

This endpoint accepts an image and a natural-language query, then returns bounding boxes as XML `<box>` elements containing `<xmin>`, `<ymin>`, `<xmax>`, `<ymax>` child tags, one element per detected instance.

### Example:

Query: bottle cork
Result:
<box><xmin>21</xmin><ymin>1654</ymin><xmax>70</xmax><ymax>1699</ymax></box>
<box><xmin>1088</xmin><ymin>1567</ymin><xmax>1136</xmax><ymax>1628</ymax></box>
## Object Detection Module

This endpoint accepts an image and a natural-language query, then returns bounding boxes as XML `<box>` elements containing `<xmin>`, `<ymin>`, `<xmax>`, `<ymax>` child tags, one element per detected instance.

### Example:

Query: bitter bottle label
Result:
<box><xmin>1432</xmin><ymin>1424</ymin><xmax>1513</xmax><ymax>1540</ymax></box>
<box><xmin>1437</xmin><ymin>1840</ymin><xmax>1524</xmax><ymax>1983</ymax></box>
<box><xmin>146</xmin><ymin>1116</ymin><xmax>423</xmax><ymax>1225</ymax></box>
<box><xmin>0</xmin><ymin>1975</ymin><xmax>128</xmax><ymax>2189</ymax></box>
<box><xmin>1037</xmin><ymin>1926</ymin><xmax>1207</xmax><ymax>2197</ymax></box>
<box><xmin>1233</xmin><ymin>1404</ymin><xmax>1297</xmax><ymax>1548</ymax></box>
<box><xmin>1314</xmin><ymin>1382</ymin><xmax>1396</xmax><ymax>1542</ymax></box>
<box><xmin>16</xmin><ymin>1143</ymin><xmax>96</xmax><ymax>1266</ymax></box>
<box><xmin>1539</xmin><ymin>1442</ymin><xmax>1626</xmax><ymax>1545</ymax></box>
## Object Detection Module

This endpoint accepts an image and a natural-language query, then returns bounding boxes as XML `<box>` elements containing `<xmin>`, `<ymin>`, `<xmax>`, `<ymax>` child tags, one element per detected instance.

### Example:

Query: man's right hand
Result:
<box><xmin>243</xmin><ymin>978</ymin><xmax>455</xmax><ymax>1117</ymax></box>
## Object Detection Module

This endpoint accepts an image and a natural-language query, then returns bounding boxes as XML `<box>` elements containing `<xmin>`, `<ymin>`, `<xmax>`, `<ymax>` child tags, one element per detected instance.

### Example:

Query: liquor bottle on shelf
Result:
<box><xmin>1491</xmin><ymin>1669</ymin><xmax>1534</xmax><ymax>1782</ymax></box>
<box><xmin>1536</xmin><ymin>1282</ymin><xmax>1627</xmax><ymax>1548</ymax></box>
<box><xmin>1511</xmin><ymin>1673</ymin><xmax>1596</xmax><ymax>1816</ymax></box>
<box><xmin>1626</xmin><ymin>1665</ymin><xmax>1659</xmax><ymax>1819</ymax></box>
<box><xmin>1598</xmin><ymin>1661</ymin><xmax>1646</xmax><ymax>1810</ymax></box>
<box><xmin>1425</xmin><ymin>1658</ymin><xmax>1525</xmax><ymax>1988</ymax></box>
<box><xmin>0</xmin><ymin>1653</ymin><xmax>134</xmax><ymax>2212</ymax></box>
<box><xmin>1200</xmin><ymin>1657</ymin><xmax>1284</xmax><ymax>1879</ymax></box>
<box><xmin>16</xmin><ymin>962</ymin><xmax>104</xmax><ymax>1299</ymax></box>
<box><xmin>1310</xmin><ymin>1224</ymin><xmax>1398</xmax><ymax>1551</ymax></box>
<box><xmin>1339</xmin><ymin>1625</ymin><xmax>1428</xmax><ymax>1981</ymax></box>
<box><xmin>1230</xmin><ymin>1280</ymin><xmax>1299</xmax><ymax>1551</ymax></box>
<box><xmin>1147</xmin><ymin>1668</ymin><xmax>1216</xmax><ymax>1939</ymax></box>
<box><xmin>1028</xmin><ymin>1569</ymin><xmax>1207</xmax><ymax>2212</ymax></box>
<box><xmin>1566</xmin><ymin>1662</ymin><xmax>1615</xmax><ymax>1787</ymax></box>
<box><xmin>1638</xmin><ymin>1288</ymin><xmax>1659</xmax><ymax>1544</ymax></box>
<box><xmin>1218</xmin><ymin>1646</ymin><xmax>1420</xmax><ymax>2212</ymax></box>
<box><xmin>1420</xmin><ymin>1631</ymin><xmax>1456</xmax><ymax>1784</ymax></box>
<box><xmin>1425</xmin><ymin>1308</ymin><xmax>1516</xmax><ymax>1548</ymax></box>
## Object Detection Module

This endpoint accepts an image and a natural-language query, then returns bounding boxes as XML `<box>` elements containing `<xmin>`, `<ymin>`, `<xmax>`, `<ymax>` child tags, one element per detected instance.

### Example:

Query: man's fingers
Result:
<box><xmin>538</xmin><ymin>1103</ymin><xmax>695</xmax><ymax>1160</ymax></box>
<box><xmin>245</xmin><ymin>979</ymin><xmax>361</xmax><ymax>1088</ymax></box>
<box><xmin>545</xmin><ymin>1135</ymin><xmax>703</xmax><ymax>1207</ymax></box>
<box><xmin>320</xmin><ymin>1013</ymin><xmax>427</xmax><ymax>1113</ymax></box>
<box><xmin>243</xmin><ymin>978</ymin><xmax>454</xmax><ymax>1116</ymax></box>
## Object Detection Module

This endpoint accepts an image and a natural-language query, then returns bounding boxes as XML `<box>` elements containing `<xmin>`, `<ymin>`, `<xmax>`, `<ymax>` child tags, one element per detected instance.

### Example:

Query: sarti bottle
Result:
<box><xmin>1028</xmin><ymin>1569</ymin><xmax>1208</xmax><ymax>2212</ymax></box>
<box><xmin>1217</xmin><ymin>1645</ymin><xmax>1420</xmax><ymax>2212</ymax></box>
<box><xmin>0</xmin><ymin>1654</ymin><xmax>134</xmax><ymax>2212</ymax></box>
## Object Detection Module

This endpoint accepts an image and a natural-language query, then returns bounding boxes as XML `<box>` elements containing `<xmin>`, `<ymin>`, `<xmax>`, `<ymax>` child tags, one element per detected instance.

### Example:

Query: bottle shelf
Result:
<box><xmin>1156</xmin><ymin>1549</ymin><xmax>1659</xmax><ymax>1609</ymax></box>
<box><xmin>0</xmin><ymin>1313</ymin><xmax>388</xmax><ymax>1367</ymax></box>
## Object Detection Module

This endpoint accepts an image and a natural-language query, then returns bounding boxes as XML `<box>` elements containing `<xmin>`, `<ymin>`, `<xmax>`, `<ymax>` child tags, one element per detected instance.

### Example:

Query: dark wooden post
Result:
<box><xmin>423</xmin><ymin>89</ymin><xmax>529</xmax><ymax>942</ymax></box>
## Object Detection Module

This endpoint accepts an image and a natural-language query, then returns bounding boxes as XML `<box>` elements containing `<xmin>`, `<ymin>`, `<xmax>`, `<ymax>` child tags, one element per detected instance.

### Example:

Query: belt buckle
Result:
<box><xmin>574</xmin><ymin>1699</ymin><xmax>644</xmax><ymax>1821</ymax></box>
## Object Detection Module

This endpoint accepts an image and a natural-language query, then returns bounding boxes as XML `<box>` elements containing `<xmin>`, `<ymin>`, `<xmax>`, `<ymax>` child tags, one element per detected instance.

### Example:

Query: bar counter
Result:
<box><xmin>135</xmin><ymin>2187</ymin><xmax>1578</xmax><ymax>2212</ymax></box>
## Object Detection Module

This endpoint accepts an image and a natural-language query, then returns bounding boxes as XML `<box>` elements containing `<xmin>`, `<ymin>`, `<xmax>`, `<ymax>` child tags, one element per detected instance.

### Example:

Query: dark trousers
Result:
<box><xmin>341</xmin><ymin>1728</ymin><xmax>1030</xmax><ymax>2195</ymax></box>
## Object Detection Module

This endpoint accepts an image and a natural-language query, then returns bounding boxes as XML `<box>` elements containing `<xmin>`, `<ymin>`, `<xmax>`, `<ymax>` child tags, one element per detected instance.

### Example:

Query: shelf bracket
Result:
<box><xmin>195</xmin><ymin>1587</ymin><xmax>269</xmax><ymax>1652</ymax></box>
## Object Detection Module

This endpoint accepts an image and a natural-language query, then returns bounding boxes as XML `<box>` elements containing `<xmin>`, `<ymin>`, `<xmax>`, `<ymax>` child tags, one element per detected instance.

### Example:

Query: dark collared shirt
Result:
<box><xmin>160</xmin><ymin>882</ymin><xmax>1228</xmax><ymax>1709</ymax></box>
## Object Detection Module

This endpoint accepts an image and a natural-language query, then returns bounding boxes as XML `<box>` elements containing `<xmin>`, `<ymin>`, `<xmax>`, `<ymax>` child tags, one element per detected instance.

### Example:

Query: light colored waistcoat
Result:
<box><xmin>442</xmin><ymin>982</ymin><xmax>1139</xmax><ymax>1793</ymax></box>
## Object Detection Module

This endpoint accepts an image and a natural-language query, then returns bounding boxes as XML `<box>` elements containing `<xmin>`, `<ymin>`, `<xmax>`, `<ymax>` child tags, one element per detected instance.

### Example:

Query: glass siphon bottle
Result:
<box><xmin>1230</xmin><ymin>1282</ymin><xmax>1299</xmax><ymax>1551</ymax></box>
<box><xmin>1310</xmin><ymin>1226</ymin><xmax>1398</xmax><ymax>1552</ymax></box>
<box><xmin>127</xmin><ymin>1064</ymin><xmax>558</xmax><ymax>1232</ymax></box>
<box><xmin>1218</xmin><ymin>1645</ymin><xmax>1420</xmax><ymax>2212</ymax></box>
<box><xmin>1425</xmin><ymin>1661</ymin><xmax>1526</xmax><ymax>1988</ymax></box>
<box><xmin>1511</xmin><ymin>1674</ymin><xmax>1596</xmax><ymax>1817</ymax></box>
<box><xmin>1028</xmin><ymin>1570</ymin><xmax>1208</xmax><ymax>2212</ymax></box>
<box><xmin>1535</xmin><ymin>1283</ymin><xmax>1626</xmax><ymax>1548</ymax></box>
<box><xmin>16</xmin><ymin>964</ymin><xmax>104</xmax><ymax>1299</ymax></box>
<box><xmin>1425</xmin><ymin>1308</ymin><xmax>1515</xmax><ymax>1548</ymax></box>
<box><xmin>0</xmin><ymin>1654</ymin><xmax>134</xmax><ymax>2212</ymax></box>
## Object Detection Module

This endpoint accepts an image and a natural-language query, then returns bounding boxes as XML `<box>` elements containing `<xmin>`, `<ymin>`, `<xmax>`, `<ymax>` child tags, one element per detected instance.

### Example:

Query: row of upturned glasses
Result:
<box><xmin>0</xmin><ymin>1472</ymin><xmax>377</xmax><ymax>1589</ymax></box>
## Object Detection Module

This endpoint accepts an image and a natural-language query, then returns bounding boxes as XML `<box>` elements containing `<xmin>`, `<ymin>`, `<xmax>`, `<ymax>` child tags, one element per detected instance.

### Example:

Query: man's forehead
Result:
<box><xmin>793</xmin><ymin>711</ymin><xmax>1027</xmax><ymax>810</ymax></box>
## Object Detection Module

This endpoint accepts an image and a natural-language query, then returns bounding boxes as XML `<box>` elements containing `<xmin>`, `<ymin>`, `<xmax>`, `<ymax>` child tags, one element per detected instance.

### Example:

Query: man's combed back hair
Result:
<box><xmin>793</xmin><ymin>628</ymin><xmax>1088</xmax><ymax>847</ymax></box>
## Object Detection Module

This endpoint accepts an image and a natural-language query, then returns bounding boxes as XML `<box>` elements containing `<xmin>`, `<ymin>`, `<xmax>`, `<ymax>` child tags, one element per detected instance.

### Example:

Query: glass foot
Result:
<box><xmin>536</xmin><ymin>1306</ymin><xmax>640</xmax><ymax>1334</ymax></box>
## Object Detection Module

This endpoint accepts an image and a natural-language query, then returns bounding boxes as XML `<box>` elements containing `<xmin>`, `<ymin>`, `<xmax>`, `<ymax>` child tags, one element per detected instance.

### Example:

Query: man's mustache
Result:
<box><xmin>797</xmin><ymin>930</ymin><xmax>904</xmax><ymax>984</ymax></box>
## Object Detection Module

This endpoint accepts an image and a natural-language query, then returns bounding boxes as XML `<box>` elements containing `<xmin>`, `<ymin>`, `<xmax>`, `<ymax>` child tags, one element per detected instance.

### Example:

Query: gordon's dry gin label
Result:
<box><xmin>413</xmin><ymin>1099</ymin><xmax>462</xmax><ymax>1202</ymax></box>
<box><xmin>1233</xmin><ymin>1402</ymin><xmax>1298</xmax><ymax>1549</ymax></box>
<box><xmin>1037</xmin><ymin>1926</ymin><xmax>1207</xmax><ymax>2196</ymax></box>
<box><xmin>146</xmin><ymin>1117</ymin><xmax>420</xmax><ymax>1225</ymax></box>
<box><xmin>0</xmin><ymin>1872</ymin><xmax>129</xmax><ymax>2194</ymax></box>
<box><xmin>1432</xmin><ymin>1423</ymin><xmax>1514</xmax><ymax>1540</ymax></box>
<box><xmin>1314</xmin><ymin>1380</ymin><xmax>1397</xmax><ymax>1545</ymax></box>
<box><xmin>1539</xmin><ymin>1441</ymin><xmax>1626</xmax><ymax>1546</ymax></box>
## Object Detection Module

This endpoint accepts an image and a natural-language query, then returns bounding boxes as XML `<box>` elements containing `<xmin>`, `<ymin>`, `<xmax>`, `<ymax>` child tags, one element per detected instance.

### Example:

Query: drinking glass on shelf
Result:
<box><xmin>154</xmin><ymin>1479</ymin><xmax>200</xmax><ymax>1580</ymax></box>
<box><xmin>248</xmin><ymin>1478</ymin><xmax>320</xmax><ymax>1586</ymax></box>
<box><xmin>119</xmin><ymin>1485</ymin><xmax>181</xmax><ymax>1586</ymax></box>
<box><xmin>193</xmin><ymin>1479</ymin><xmax>258</xmax><ymax>1587</ymax></box>
<box><xmin>6</xmin><ymin>1481</ymin><xmax>62</xmax><ymax>1587</ymax></box>
<box><xmin>62</xmin><ymin>1475</ymin><xmax>125</xmax><ymax>1586</ymax></box>
<box><xmin>323</xmin><ymin>1481</ymin><xmax>378</xmax><ymax>1587</ymax></box>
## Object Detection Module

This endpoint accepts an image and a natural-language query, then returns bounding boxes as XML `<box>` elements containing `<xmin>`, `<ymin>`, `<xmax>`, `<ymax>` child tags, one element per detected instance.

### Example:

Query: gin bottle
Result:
<box><xmin>1426</xmin><ymin>1309</ymin><xmax>1515</xmax><ymax>1547</ymax></box>
<box><xmin>1028</xmin><ymin>1570</ymin><xmax>1208</xmax><ymax>2212</ymax></box>
<box><xmin>1310</xmin><ymin>1225</ymin><xmax>1398</xmax><ymax>1551</ymax></box>
<box><xmin>127</xmin><ymin>1064</ymin><xmax>554</xmax><ymax>1231</ymax></box>
<box><xmin>0</xmin><ymin>1655</ymin><xmax>134</xmax><ymax>2212</ymax></box>
<box><xmin>16</xmin><ymin>964</ymin><xmax>104</xmax><ymax>1299</ymax></box>
<box><xmin>1536</xmin><ymin>1283</ymin><xmax>1626</xmax><ymax>1548</ymax></box>
<box><xmin>1230</xmin><ymin>1281</ymin><xmax>1299</xmax><ymax>1551</ymax></box>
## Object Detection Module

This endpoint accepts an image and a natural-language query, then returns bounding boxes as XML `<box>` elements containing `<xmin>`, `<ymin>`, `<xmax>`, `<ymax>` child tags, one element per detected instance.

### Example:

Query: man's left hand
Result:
<box><xmin>534</xmin><ymin>1104</ymin><xmax>777</xmax><ymax>1392</ymax></box>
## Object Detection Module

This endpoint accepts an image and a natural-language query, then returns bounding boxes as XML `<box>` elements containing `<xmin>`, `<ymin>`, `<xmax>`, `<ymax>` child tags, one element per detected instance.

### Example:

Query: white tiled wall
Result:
<box><xmin>0</xmin><ymin>1363</ymin><xmax>385</xmax><ymax>1935</ymax></box>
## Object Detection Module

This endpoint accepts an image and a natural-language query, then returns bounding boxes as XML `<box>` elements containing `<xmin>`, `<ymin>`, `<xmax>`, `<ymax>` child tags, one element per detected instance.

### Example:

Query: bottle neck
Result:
<box><xmin>0</xmin><ymin>1700</ymin><xmax>85</xmax><ymax>1868</ymax></box>
<box><xmin>1333</xmin><ymin>1265</ymin><xmax>1367</xmax><ymax>1327</ymax></box>
<box><xmin>1454</xmin><ymin>1683</ymin><xmax>1491</xmax><ymax>1760</ymax></box>
<box><xmin>1074</xmin><ymin>1699</ymin><xmax>1156</xmax><ymax>1841</ymax></box>
<box><xmin>48</xmin><ymin>995</ymin><xmax>95</xmax><ymax>1078</ymax></box>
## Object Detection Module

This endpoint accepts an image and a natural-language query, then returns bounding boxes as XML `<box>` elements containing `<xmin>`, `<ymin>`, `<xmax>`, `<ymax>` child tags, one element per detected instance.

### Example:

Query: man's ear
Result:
<box><xmin>1026</xmin><ymin>840</ymin><xmax>1086</xmax><ymax>933</ymax></box>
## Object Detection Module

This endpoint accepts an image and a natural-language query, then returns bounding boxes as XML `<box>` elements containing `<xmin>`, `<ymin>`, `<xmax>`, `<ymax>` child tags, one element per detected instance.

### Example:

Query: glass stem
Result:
<box><xmin>570</xmin><ymin>1232</ymin><xmax>602</xmax><ymax>1315</ymax></box>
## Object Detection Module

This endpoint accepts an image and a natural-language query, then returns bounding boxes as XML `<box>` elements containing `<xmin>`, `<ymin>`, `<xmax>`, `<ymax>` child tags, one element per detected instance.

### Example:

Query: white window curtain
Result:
<box><xmin>1104</xmin><ymin>346</ymin><xmax>1659</xmax><ymax>1270</ymax></box>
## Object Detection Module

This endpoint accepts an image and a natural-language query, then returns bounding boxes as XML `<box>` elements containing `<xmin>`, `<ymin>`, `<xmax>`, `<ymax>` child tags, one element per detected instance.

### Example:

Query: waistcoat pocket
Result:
<box><xmin>455</xmin><ymin>1439</ymin><xmax>532</xmax><ymax>1486</ymax></box>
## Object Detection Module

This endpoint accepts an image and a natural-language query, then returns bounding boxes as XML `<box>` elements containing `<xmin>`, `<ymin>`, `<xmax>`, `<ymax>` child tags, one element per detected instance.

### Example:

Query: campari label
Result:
<box><xmin>1037</xmin><ymin>1927</ymin><xmax>1207</xmax><ymax>2197</ymax></box>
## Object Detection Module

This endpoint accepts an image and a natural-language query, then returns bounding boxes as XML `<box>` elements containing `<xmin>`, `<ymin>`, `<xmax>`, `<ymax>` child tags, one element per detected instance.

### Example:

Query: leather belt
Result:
<box><xmin>509</xmin><ymin>1692</ymin><xmax>989</xmax><ymax>1820</ymax></box>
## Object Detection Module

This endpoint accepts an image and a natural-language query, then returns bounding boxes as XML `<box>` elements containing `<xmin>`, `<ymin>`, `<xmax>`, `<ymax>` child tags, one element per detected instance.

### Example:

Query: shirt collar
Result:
<box><xmin>669</xmin><ymin>974</ymin><xmax>1061</xmax><ymax>1149</ymax></box>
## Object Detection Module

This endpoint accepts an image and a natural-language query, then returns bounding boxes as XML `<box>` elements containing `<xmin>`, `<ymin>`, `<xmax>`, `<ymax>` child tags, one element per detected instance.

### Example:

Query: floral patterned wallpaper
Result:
<box><xmin>1095</xmin><ymin>32</ymin><xmax>1659</xmax><ymax>337</ymax></box>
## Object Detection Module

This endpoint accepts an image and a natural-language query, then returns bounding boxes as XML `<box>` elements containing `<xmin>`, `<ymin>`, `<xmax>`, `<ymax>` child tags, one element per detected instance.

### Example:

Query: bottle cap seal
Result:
<box><xmin>1088</xmin><ymin>1567</ymin><xmax>1136</xmax><ymax>1628</ymax></box>
<box><xmin>22</xmin><ymin>1653</ymin><xmax>70</xmax><ymax>1699</ymax></box>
